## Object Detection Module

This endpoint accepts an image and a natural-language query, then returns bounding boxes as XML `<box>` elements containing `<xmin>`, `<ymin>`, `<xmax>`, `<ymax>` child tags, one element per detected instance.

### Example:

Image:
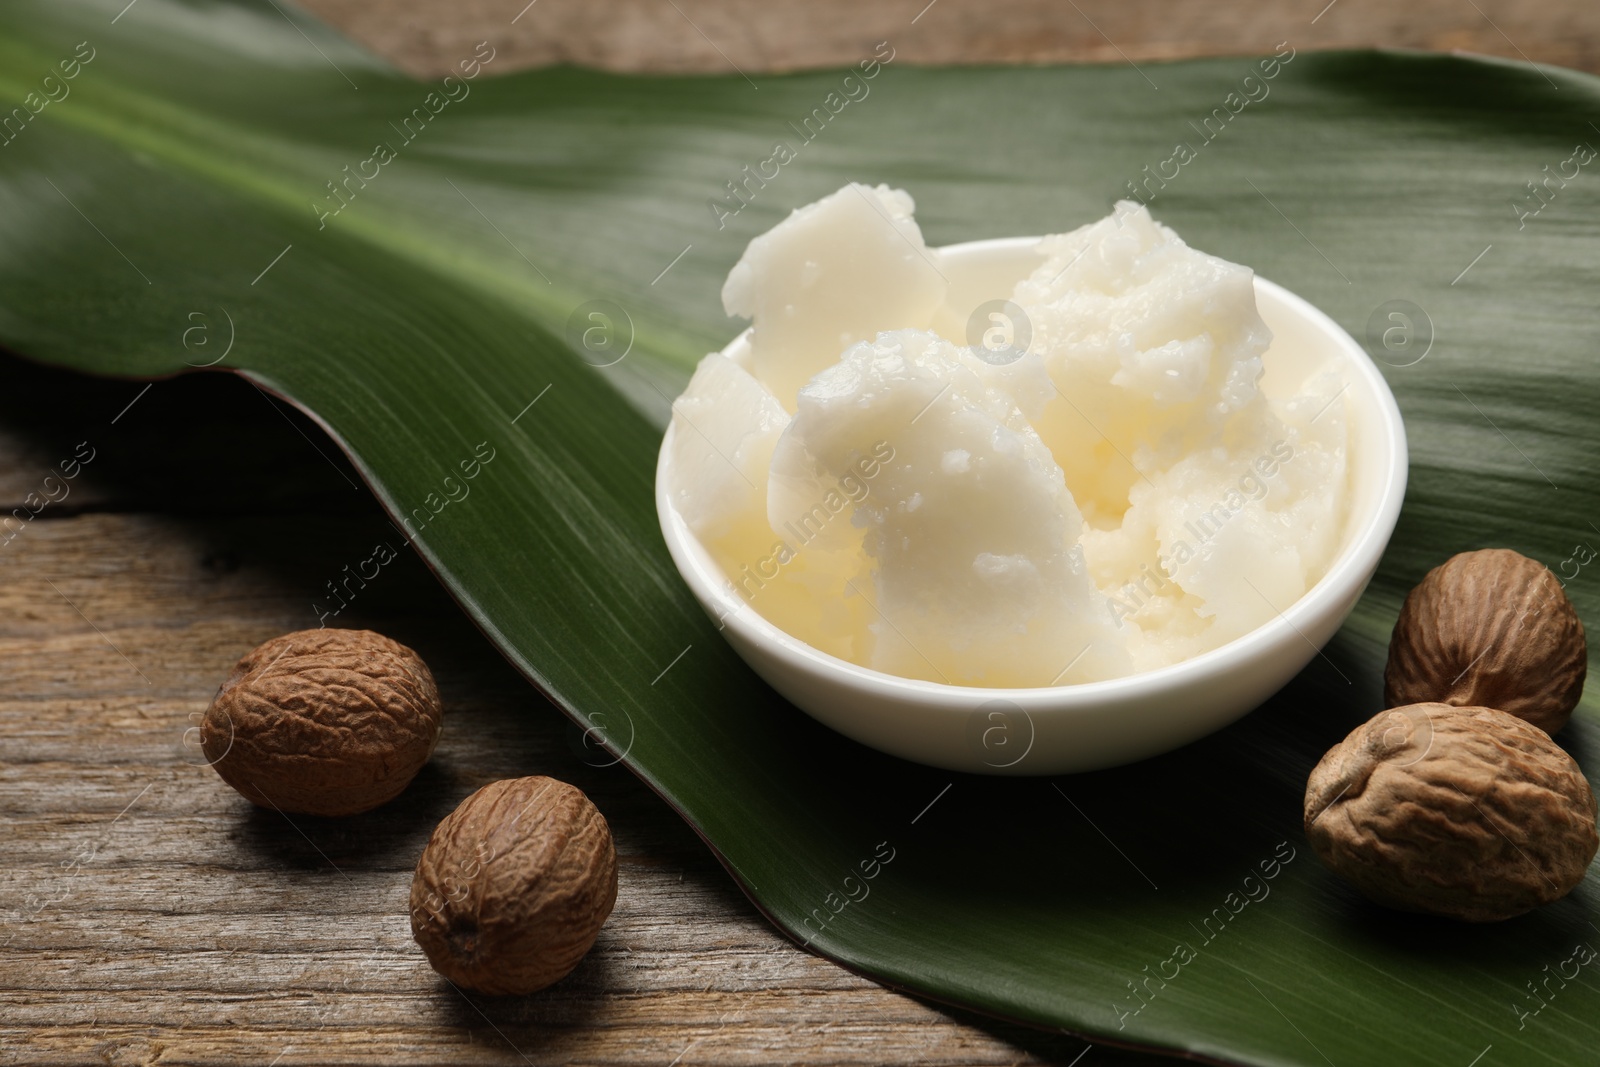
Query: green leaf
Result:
<box><xmin>5</xmin><ymin>3</ymin><xmax>1600</xmax><ymax>1063</ymax></box>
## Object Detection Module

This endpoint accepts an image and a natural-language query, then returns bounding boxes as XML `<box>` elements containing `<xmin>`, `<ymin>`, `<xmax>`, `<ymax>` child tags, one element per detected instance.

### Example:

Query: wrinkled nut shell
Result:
<box><xmin>1384</xmin><ymin>548</ymin><xmax>1586</xmax><ymax>734</ymax></box>
<box><xmin>410</xmin><ymin>776</ymin><xmax>617</xmax><ymax>995</ymax></box>
<box><xmin>200</xmin><ymin>628</ymin><xmax>443</xmax><ymax>816</ymax></box>
<box><xmin>1305</xmin><ymin>703</ymin><xmax>1597</xmax><ymax>922</ymax></box>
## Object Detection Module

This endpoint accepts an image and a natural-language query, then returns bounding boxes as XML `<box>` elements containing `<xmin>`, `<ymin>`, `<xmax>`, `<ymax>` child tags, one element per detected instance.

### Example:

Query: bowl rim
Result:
<box><xmin>655</xmin><ymin>234</ymin><xmax>1408</xmax><ymax>713</ymax></box>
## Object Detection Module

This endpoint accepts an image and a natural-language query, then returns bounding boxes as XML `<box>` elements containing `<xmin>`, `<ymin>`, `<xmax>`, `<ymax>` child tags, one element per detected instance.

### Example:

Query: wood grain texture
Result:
<box><xmin>0</xmin><ymin>358</ymin><xmax>1155</xmax><ymax>1065</ymax></box>
<box><xmin>295</xmin><ymin>0</ymin><xmax>1600</xmax><ymax>77</ymax></box>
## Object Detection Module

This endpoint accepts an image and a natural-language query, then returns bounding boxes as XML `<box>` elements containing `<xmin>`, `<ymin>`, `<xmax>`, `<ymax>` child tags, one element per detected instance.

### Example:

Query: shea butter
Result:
<box><xmin>670</xmin><ymin>184</ymin><xmax>1349</xmax><ymax>686</ymax></box>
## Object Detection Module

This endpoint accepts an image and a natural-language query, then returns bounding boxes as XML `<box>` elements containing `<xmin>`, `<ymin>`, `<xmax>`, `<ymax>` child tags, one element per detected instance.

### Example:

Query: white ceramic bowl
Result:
<box><xmin>656</xmin><ymin>236</ymin><xmax>1408</xmax><ymax>775</ymax></box>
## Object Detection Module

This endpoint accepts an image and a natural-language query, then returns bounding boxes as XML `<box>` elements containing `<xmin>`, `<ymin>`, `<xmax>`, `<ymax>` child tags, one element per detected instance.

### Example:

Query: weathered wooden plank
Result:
<box><xmin>297</xmin><ymin>0</ymin><xmax>1600</xmax><ymax>78</ymax></box>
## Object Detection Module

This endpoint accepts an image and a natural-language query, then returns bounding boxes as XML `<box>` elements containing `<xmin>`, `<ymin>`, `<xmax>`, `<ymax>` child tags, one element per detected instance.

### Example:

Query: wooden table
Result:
<box><xmin>3</xmin><ymin>3</ymin><xmax>1594</xmax><ymax>1064</ymax></box>
<box><xmin>298</xmin><ymin>0</ymin><xmax>1600</xmax><ymax>78</ymax></box>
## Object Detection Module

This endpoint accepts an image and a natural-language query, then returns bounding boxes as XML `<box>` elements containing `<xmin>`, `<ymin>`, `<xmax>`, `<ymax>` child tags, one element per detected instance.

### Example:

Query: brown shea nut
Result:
<box><xmin>1305</xmin><ymin>703</ymin><xmax>1598</xmax><ymax>922</ymax></box>
<box><xmin>1385</xmin><ymin>548</ymin><xmax>1586</xmax><ymax>734</ymax></box>
<box><xmin>200</xmin><ymin>628</ymin><xmax>443</xmax><ymax>816</ymax></box>
<box><xmin>410</xmin><ymin>776</ymin><xmax>617</xmax><ymax>995</ymax></box>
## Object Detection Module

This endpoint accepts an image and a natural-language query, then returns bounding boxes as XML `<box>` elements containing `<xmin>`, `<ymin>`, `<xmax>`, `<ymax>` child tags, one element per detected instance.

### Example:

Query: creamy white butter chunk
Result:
<box><xmin>668</xmin><ymin>352</ymin><xmax>789</xmax><ymax>550</ymax></box>
<box><xmin>669</xmin><ymin>351</ymin><xmax>874</xmax><ymax>663</ymax></box>
<box><xmin>1083</xmin><ymin>372</ymin><xmax>1348</xmax><ymax>671</ymax></box>
<box><xmin>671</xmin><ymin>187</ymin><xmax>1349</xmax><ymax>687</ymax></box>
<box><xmin>769</xmin><ymin>329</ymin><xmax>1129</xmax><ymax>687</ymax></box>
<box><xmin>721</xmin><ymin>182</ymin><xmax>947</xmax><ymax>409</ymax></box>
<box><xmin>1014</xmin><ymin>200</ymin><xmax>1274</xmax><ymax>526</ymax></box>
